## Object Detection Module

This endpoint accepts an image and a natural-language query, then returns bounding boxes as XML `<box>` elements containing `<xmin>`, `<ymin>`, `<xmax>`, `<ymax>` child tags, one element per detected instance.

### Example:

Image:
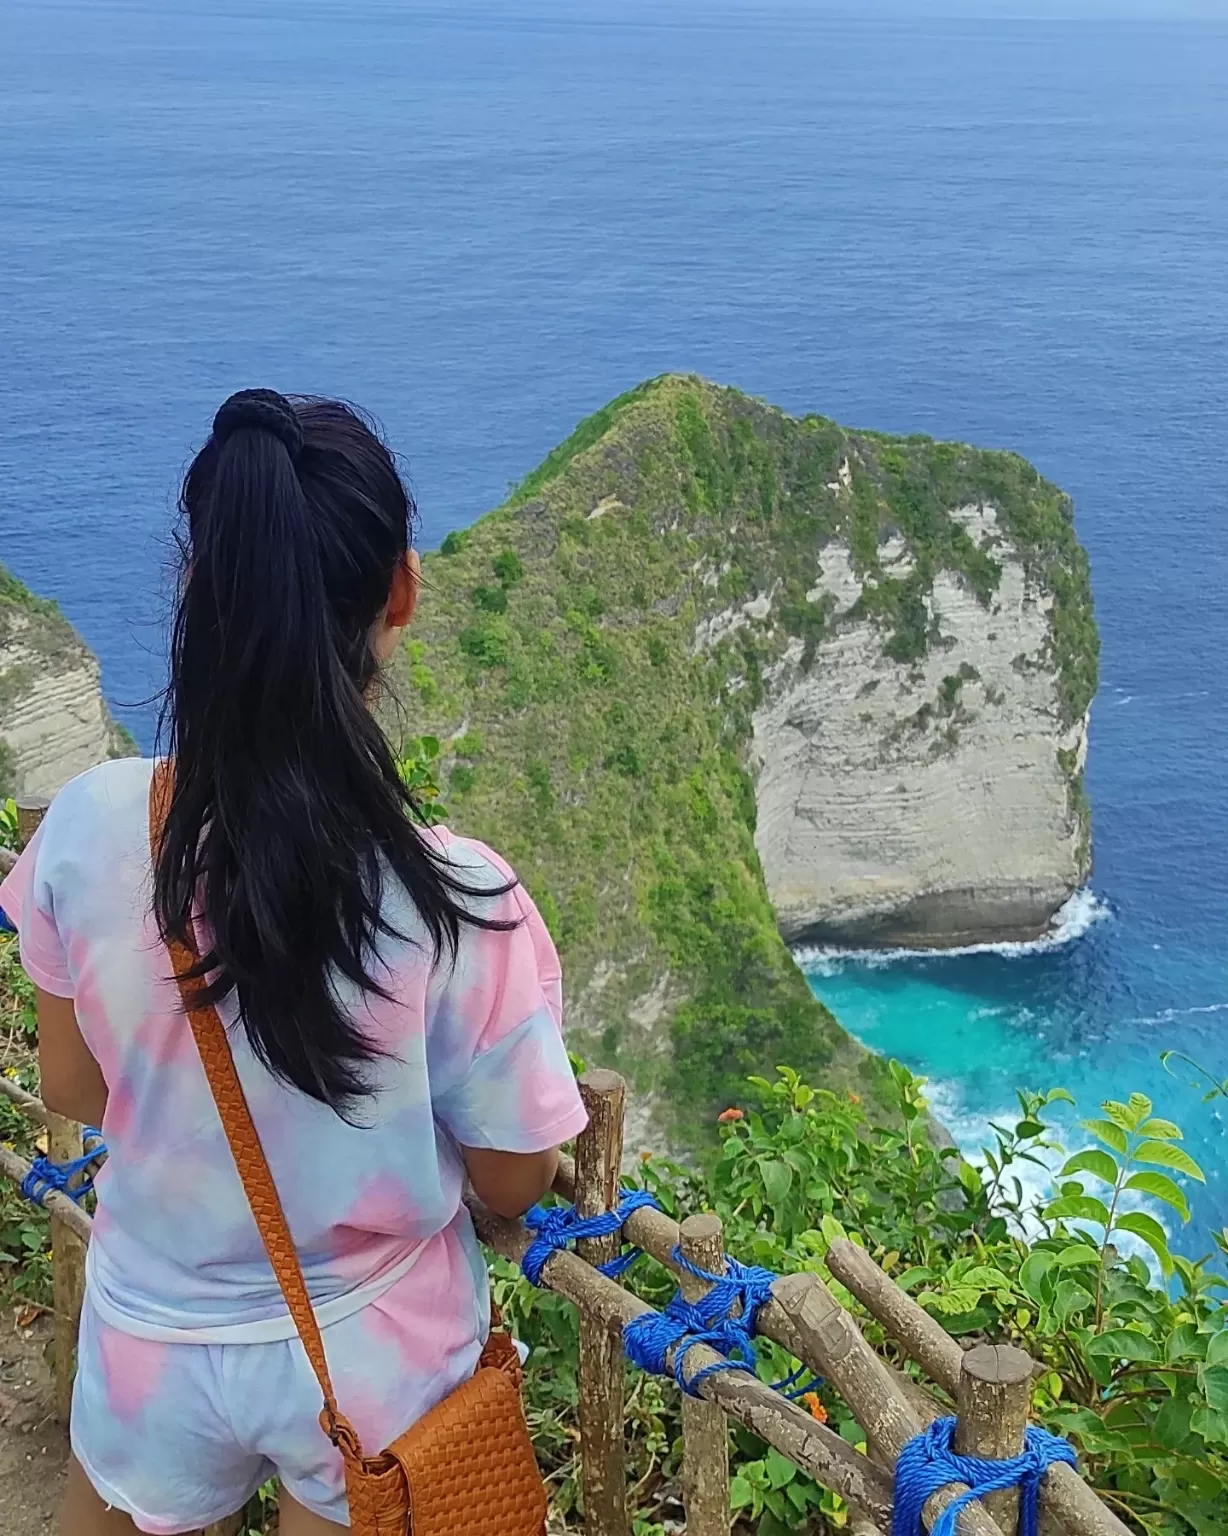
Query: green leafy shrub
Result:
<box><xmin>472</xmin><ymin>584</ymin><xmax>509</xmax><ymax>614</ymax></box>
<box><xmin>493</xmin><ymin>550</ymin><xmax>525</xmax><ymax>587</ymax></box>
<box><xmin>459</xmin><ymin>619</ymin><xmax>512</xmax><ymax>669</ymax></box>
<box><xmin>496</xmin><ymin>1064</ymin><xmax>1227</xmax><ymax>1535</ymax></box>
<box><xmin>395</xmin><ymin>736</ymin><xmax>448</xmax><ymax>825</ymax></box>
<box><xmin>1</xmin><ymin>795</ymin><xmax>18</xmax><ymax>850</ymax></box>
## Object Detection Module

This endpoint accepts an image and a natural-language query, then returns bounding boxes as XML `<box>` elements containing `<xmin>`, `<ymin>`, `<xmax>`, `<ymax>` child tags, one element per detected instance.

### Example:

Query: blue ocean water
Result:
<box><xmin>1</xmin><ymin>2</ymin><xmax>1226</xmax><ymax>1243</ymax></box>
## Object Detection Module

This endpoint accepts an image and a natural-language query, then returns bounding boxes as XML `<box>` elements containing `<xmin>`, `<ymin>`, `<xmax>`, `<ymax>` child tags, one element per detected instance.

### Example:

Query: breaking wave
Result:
<box><xmin>794</xmin><ymin>887</ymin><xmax>1112</xmax><ymax>976</ymax></box>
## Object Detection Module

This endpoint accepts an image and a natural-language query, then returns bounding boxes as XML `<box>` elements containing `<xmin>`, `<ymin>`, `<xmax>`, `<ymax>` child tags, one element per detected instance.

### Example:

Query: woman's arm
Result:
<box><xmin>36</xmin><ymin>987</ymin><xmax>108</xmax><ymax>1127</ymax></box>
<box><xmin>462</xmin><ymin>1144</ymin><xmax>559</xmax><ymax>1219</ymax></box>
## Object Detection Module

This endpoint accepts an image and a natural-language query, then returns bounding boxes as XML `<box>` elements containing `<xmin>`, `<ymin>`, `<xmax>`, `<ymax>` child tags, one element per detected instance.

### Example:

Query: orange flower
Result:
<box><xmin>801</xmin><ymin>1393</ymin><xmax>828</xmax><ymax>1423</ymax></box>
<box><xmin>848</xmin><ymin>1092</ymin><xmax>861</xmax><ymax>1105</ymax></box>
<box><xmin>717</xmin><ymin>1108</ymin><xmax>745</xmax><ymax>1124</ymax></box>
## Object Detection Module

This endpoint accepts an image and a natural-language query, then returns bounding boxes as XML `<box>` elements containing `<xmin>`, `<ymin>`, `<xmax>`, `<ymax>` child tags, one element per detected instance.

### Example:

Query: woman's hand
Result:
<box><xmin>36</xmin><ymin>987</ymin><xmax>108</xmax><ymax>1127</ymax></box>
<box><xmin>462</xmin><ymin>1145</ymin><xmax>560</xmax><ymax>1219</ymax></box>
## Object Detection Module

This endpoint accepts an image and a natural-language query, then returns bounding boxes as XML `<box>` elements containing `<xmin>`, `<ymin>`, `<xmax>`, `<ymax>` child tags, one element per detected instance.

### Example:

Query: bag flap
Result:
<box><xmin>387</xmin><ymin>1368</ymin><xmax>547</xmax><ymax>1536</ymax></box>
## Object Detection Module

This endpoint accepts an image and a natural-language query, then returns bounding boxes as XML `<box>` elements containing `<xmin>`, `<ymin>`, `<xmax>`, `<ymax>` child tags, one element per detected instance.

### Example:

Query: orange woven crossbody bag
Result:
<box><xmin>149</xmin><ymin>764</ymin><xmax>548</xmax><ymax>1536</ymax></box>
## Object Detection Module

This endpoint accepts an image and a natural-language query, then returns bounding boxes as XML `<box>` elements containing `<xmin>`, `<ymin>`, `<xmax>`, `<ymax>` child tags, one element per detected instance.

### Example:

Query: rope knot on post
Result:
<box><xmin>623</xmin><ymin>1247</ymin><xmax>819</xmax><ymax>1399</ymax></box>
<box><xmin>522</xmin><ymin>1188</ymin><xmax>662</xmax><ymax>1285</ymax></box>
<box><xmin>19</xmin><ymin>1128</ymin><xmax>106</xmax><ymax>1208</ymax></box>
<box><xmin>892</xmin><ymin>1416</ymin><xmax>1077</xmax><ymax>1536</ymax></box>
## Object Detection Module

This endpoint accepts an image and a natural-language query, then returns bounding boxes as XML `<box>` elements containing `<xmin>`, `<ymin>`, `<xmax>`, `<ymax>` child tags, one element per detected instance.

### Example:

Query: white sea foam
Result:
<box><xmin>794</xmin><ymin>887</ymin><xmax>1112</xmax><ymax>976</ymax></box>
<box><xmin>1129</xmin><ymin>1001</ymin><xmax>1228</xmax><ymax>1026</ymax></box>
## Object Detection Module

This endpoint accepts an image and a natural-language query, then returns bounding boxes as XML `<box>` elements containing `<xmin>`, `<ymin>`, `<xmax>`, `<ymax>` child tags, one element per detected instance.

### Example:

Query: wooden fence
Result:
<box><xmin>0</xmin><ymin>797</ymin><xmax>1135</xmax><ymax>1536</ymax></box>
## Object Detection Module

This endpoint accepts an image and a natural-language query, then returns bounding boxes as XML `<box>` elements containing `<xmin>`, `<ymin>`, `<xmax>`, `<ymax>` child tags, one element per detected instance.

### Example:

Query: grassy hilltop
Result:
<box><xmin>390</xmin><ymin>375</ymin><xmax>1097</xmax><ymax>1145</ymax></box>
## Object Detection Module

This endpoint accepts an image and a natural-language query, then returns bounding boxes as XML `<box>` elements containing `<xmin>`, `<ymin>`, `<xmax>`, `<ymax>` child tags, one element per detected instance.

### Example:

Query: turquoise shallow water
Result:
<box><xmin>1</xmin><ymin>0</ymin><xmax>1226</xmax><ymax>1242</ymax></box>
<box><xmin>804</xmin><ymin>885</ymin><xmax>1228</xmax><ymax>1255</ymax></box>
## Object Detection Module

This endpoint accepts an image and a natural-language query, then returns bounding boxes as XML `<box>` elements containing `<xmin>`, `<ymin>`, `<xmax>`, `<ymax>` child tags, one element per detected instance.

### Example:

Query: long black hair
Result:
<box><xmin>155</xmin><ymin>389</ymin><xmax>509</xmax><ymax>1113</ymax></box>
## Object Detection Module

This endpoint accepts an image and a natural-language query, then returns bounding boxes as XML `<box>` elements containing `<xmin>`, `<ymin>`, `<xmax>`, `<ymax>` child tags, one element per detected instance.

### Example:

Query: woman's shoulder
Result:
<box><xmin>42</xmin><ymin>756</ymin><xmax>155</xmax><ymax>839</ymax></box>
<box><xmin>37</xmin><ymin>757</ymin><xmax>156</xmax><ymax>871</ymax></box>
<box><xmin>428</xmin><ymin>824</ymin><xmax>518</xmax><ymax>889</ymax></box>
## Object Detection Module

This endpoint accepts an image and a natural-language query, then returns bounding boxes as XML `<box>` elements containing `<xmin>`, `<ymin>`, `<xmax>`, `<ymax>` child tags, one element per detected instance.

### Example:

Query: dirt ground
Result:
<box><xmin>0</xmin><ymin>1308</ymin><xmax>69</xmax><ymax>1534</ymax></box>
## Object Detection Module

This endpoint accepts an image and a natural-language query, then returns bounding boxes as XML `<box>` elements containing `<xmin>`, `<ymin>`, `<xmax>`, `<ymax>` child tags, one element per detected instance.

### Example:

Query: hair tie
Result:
<box><xmin>212</xmin><ymin>389</ymin><xmax>304</xmax><ymax>460</ymax></box>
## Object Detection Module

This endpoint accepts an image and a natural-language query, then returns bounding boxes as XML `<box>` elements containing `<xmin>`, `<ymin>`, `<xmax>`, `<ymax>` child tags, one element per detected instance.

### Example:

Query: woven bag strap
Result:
<box><xmin>147</xmin><ymin>761</ymin><xmax>366</xmax><ymax>1462</ymax></box>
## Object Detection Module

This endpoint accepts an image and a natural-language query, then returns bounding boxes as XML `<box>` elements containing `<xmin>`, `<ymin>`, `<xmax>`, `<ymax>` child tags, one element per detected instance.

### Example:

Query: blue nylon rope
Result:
<box><xmin>522</xmin><ymin>1199</ymin><xmax>821</xmax><ymax>1402</ymax></box>
<box><xmin>20</xmin><ymin>1127</ymin><xmax>107</xmax><ymax>1209</ymax></box>
<box><xmin>892</xmin><ymin>1417</ymin><xmax>1078</xmax><ymax>1536</ymax></box>
<box><xmin>521</xmin><ymin>1188</ymin><xmax>662</xmax><ymax>1286</ymax></box>
<box><xmin>0</xmin><ymin>905</ymin><xmax>15</xmax><ymax>936</ymax></box>
<box><xmin>623</xmin><ymin>1246</ymin><xmax>821</xmax><ymax>1400</ymax></box>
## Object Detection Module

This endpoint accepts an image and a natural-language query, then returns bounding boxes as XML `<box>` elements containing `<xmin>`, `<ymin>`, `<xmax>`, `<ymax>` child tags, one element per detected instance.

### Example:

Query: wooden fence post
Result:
<box><xmin>47</xmin><ymin>1114</ymin><xmax>88</xmax><ymax>1424</ymax></box>
<box><xmin>15</xmin><ymin>796</ymin><xmax>50</xmax><ymax>852</ymax></box>
<box><xmin>16</xmin><ymin>796</ymin><xmax>87</xmax><ymax>1427</ymax></box>
<box><xmin>678</xmin><ymin>1213</ymin><xmax>731</xmax><ymax>1536</ymax></box>
<box><xmin>956</xmin><ymin>1344</ymin><xmax>1034</xmax><ymax>1533</ymax></box>
<box><xmin>574</xmin><ymin>1069</ymin><xmax>631</xmax><ymax>1536</ymax></box>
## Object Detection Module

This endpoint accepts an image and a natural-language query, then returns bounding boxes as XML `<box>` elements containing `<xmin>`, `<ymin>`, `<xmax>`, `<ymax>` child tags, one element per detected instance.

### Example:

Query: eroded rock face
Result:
<box><xmin>750</xmin><ymin>507</ymin><xmax>1090</xmax><ymax>948</ymax></box>
<box><xmin>0</xmin><ymin>573</ymin><xmax>130</xmax><ymax>798</ymax></box>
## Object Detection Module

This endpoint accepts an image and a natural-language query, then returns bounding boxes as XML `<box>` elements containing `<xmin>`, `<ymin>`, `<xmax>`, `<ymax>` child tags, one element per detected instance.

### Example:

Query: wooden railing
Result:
<box><xmin>0</xmin><ymin>800</ymin><xmax>1134</xmax><ymax>1536</ymax></box>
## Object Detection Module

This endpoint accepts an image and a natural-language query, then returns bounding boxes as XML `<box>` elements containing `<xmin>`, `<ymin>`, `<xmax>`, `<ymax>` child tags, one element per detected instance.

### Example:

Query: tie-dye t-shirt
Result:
<box><xmin>0</xmin><ymin>757</ymin><xmax>587</xmax><ymax>1342</ymax></box>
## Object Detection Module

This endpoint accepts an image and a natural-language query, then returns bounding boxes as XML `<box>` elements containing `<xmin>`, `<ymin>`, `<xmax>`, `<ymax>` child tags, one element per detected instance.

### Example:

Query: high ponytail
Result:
<box><xmin>154</xmin><ymin>390</ymin><xmax>510</xmax><ymax>1114</ymax></box>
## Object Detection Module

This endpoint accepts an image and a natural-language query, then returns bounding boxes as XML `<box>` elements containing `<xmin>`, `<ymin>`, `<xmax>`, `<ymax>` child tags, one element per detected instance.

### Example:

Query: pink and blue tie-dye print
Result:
<box><xmin>0</xmin><ymin>756</ymin><xmax>587</xmax><ymax>1526</ymax></box>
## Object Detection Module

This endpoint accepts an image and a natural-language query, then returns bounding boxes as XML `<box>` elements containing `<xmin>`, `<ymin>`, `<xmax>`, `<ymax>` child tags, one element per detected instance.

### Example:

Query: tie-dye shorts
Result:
<box><xmin>69</xmin><ymin>1234</ymin><xmax>487</xmax><ymax>1533</ymax></box>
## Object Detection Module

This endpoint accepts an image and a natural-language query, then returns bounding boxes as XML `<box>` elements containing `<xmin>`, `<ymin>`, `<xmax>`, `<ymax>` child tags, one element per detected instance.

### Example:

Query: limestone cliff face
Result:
<box><xmin>0</xmin><ymin>566</ymin><xmax>131</xmax><ymax>798</ymax></box>
<box><xmin>750</xmin><ymin>503</ymin><xmax>1091</xmax><ymax>948</ymax></box>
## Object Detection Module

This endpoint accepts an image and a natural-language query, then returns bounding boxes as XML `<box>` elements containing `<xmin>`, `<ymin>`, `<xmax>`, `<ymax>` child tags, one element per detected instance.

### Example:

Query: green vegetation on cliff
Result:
<box><xmin>390</xmin><ymin>376</ymin><xmax>1097</xmax><ymax>1142</ymax></box>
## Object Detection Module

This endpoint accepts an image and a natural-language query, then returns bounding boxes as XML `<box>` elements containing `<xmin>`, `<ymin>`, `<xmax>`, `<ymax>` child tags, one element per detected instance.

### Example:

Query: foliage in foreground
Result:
<box><xmin>495</xmin><ymin>1065</ymin><xmax>1227</xmax><ymax>1536</ymax></box>
<box><xmin>2</xmin><ymin>919</ymin><xmax>1224</xmax><ymax>1534</ymax></box>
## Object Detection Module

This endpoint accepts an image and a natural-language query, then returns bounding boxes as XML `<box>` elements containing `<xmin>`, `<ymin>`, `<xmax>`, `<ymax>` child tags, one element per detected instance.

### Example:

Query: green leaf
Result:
<box><xmin>1191</xmin><ymin>1405</ymin><xmax>1228</xmax><ymax>1448</ymax></box>
<box><xmin>1154</xmin><ymin>1396</ymin><xmax>1195</xmax><ymax>1450</ymax></box>
<box><xmin>1201</xmin><ymin>1365</ymin><xmax>1228</xmax><ymax>1415</ymax></box>
<box><xmin>1044</xmin><ymin>1194</ymin><xmax>1112</xmax><ymax>1226</ymax></box>
<box><xmin>1113</xmin><ymin>1211</ymin><xmax>1173</xmax><ymax>1276</ymax></box>
<box><xmin>1081</xmin><ymin>1118</ymin><xmax>1129</xmax><ymax>1156</ymax></box>
<box><xmin>764</xmin><ymin>1448</ymin><xmax>796</xmax><ymax>1490</ymax></box>
<box><xmin>1134</xmin><ymin>1140</ymin><xmax>1206</xmax><ymax>1182</ymax></box>
<box><xmin>759</xmin><ymin>1159</ymin><xmax>794</xmax><ymax>1206</ymax></box>
<box><xmin>1166</xmin><ymin>1324</ymin><xmax>1207</xmax><ymax>1362</ymax></box>
<box><xmin>730</xmin><ymin>1476</ymin><xmax>753</xmax><ymax>1511</ymax></box>
<box><xmin>1128</xmin><ymin>1092</ymin><xmax>1154</xmax><ymax>1123</ymax></box>
<box><xmin>1015</xmin><ymin>1120</ymin><xmax>1046</xmax><ymax>1139</ymax></box>
<box><xmin>1019</xmin><ymin>1250</ymin><xmax>1056</xmax><ymax>1301</ymax></box>
<box><xmin>1138</xmin><ymin>1117</ymin><xmax>1183</xmax><ymax>1140</ymax></box>
<box><xmin>1053</xmin><ymin>1243</ymin><xmax>1100</xmax><ymax>1268</ymax></box>
<box><xmin>1053</xmin><ymin>1279</ymin><xmax>1095</xmax><ymax>1323</ymax></box>
<box><xmin>785</xmin><ymin>1479</ymin><xmax>814</xmax><ymax>1514</ymax></box>
<box><xmin>758</xmin><ymin>1508</ymin><xmax>792</xmax><ymax>1536</ymax></box>
<box><xmin>895</xmin><ymin>1267</ymin><xmax>933</xmax><ymax>1292</ymax></box>
<box><xmin>1059</xmin><ymin>1150</ymin><xmax>1118</xmax><ymax>1185</ymax></box>
<box><xmin>1046</xmin><ymin>1088</ymin><xmax>1076</xmax><ymax>1105</ymax></box>
<box><xmin>1085</xmin><ymin>1328</ymin><xmax>1162</xmax><ymax>1363</ymax></box>
<box><xmin>1125</xmin><ymin>1171</ymin><xmax>1191</xmax><ymax>1222</ymax></box>
<box><xmin>1205</xmin><ymin>1331</ymin><xmax>1228</xmax><ymax>1369</ymax></box>
<box><xmin>1104</xmin><ymin>1099</ymin><xmax>1143</xmax><ymax>1132</ymax></box>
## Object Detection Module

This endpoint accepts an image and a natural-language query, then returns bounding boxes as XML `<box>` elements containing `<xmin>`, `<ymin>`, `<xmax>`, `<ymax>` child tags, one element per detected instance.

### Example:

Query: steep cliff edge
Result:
<box><xmin>0</xmin><ymin>565</ymin><xmax>133</xmax><ymax>798</ymax></box>
<box><xmin>390</xmin><ymin>376</ymin><xmax>1097</xmax><ymax>1139</ymax></box>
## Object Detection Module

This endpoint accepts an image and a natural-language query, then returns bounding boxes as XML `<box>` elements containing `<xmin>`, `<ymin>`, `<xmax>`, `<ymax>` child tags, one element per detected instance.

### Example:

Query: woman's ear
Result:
<box><xmin>373</xmin><ymin>552</ymin><xmax>420</xmax><ymax>664</ymax></box>
<box><xmin>386</xmin><ymin>550</ymin><xmax>420</xmax><ymax>630</ymax></box>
